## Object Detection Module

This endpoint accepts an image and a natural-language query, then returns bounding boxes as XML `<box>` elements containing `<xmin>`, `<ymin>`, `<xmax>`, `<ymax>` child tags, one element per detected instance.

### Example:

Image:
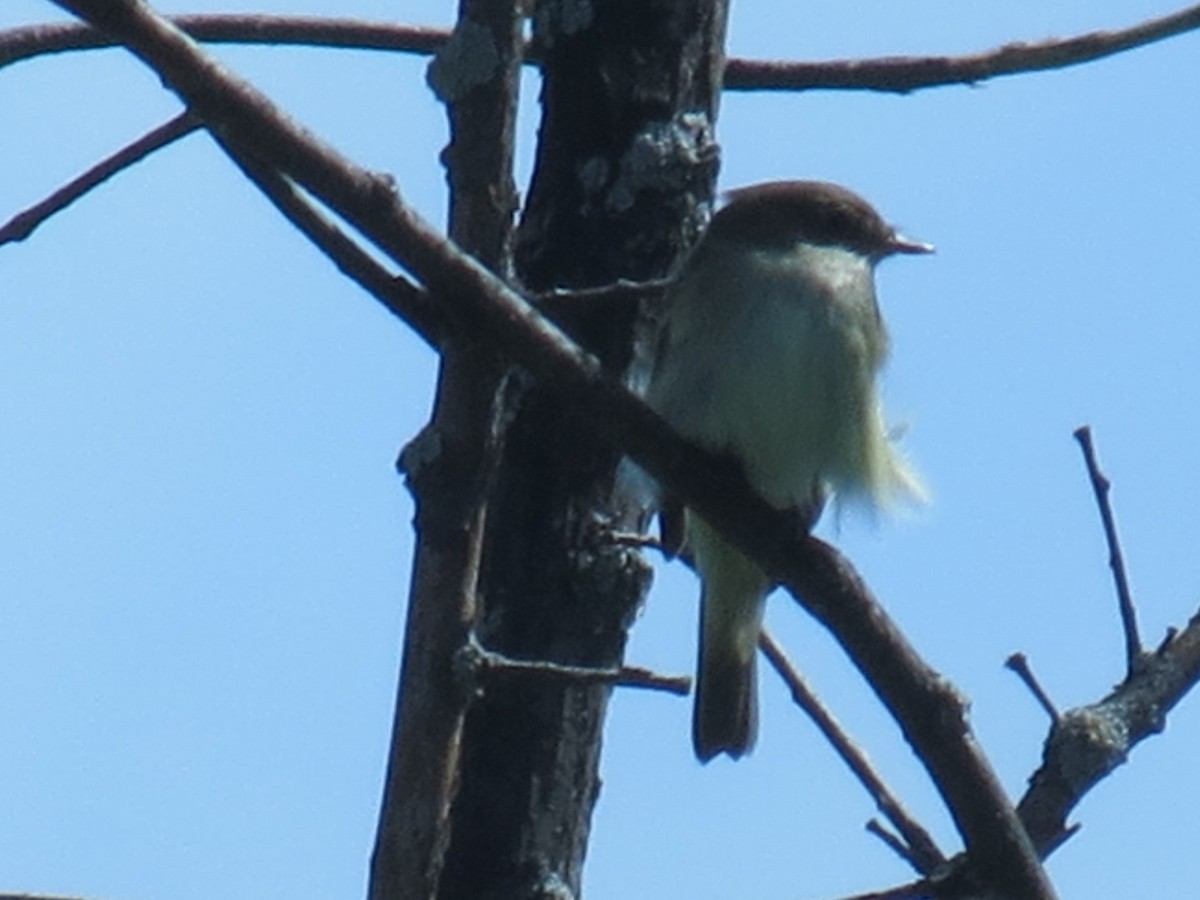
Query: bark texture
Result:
<box><xmin>436</xmin><ymin>3</ymin><xmax>729</xmax><ymax>897</ymax></box>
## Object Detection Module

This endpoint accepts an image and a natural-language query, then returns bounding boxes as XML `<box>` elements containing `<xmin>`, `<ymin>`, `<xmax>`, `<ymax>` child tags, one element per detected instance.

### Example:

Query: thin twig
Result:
<box><xmin>1073</xmin><ymin>426</ymin><xmax>1142</xmax><ymax>674</ymax></box>
<box><xmin>217</xmin><ymin>143</ymin><xmax>444</xmax><ymax>350</ymax></box>
<box><xmin>536</xmin><ymin>277</ymin><xmax>674</xmax><ymax>306</ymax></box>
<box><xmin>0</xmin><ymin>111</ymin><xmax>199</xmax><ymax>245</ymax></box>
<box><xmin>612</xmin><ymin>664</ymin><xmax>692</xmax><ymax>694</ymax></box>
<box><xmin>759</xmin><ymin>629</ymin><xmax>944</xmax><ymax>875</ymax></box>
<box><xmin>1005</xmin><ymin>652</ymin><xmax>1060</xmax><ymax>724</ymax></box>
<box><xmin>866</xmin><ymin>819</ymin><xmax>923</xmax><ymax>872</ymax></box>
<box><xmin>5</xmin><ymin>7</ymin><xmax>1200</xmax><ymax>94</ymax></box>
<box><xmin>461</xmin><ymin>635</ymin><xmax>691</xmax><ymax>695</ymax></box>
<box><xmin>778</xmin><ymin>543</ymin><xmax>1054</xmax><ymax>897</ymax></box>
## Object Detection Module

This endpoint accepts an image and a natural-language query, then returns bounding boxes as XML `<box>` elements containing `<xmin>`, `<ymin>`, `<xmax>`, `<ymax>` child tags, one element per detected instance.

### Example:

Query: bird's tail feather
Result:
<box><xmin>689</xmin><ymin>516</ymin><xmax>771</xmax><ymax>762</ymax></box>
<box><xmin>694</xmin><ymin>616</ymin><xmax>759</xmax><ymax>761</ymax></box>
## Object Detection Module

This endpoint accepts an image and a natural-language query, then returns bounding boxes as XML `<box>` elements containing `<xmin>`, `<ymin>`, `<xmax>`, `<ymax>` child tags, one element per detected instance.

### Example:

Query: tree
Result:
<box><xmin>4</xmin><ymin>2</ymin><xmax>1200</xmax><ymax>898</ymax></box>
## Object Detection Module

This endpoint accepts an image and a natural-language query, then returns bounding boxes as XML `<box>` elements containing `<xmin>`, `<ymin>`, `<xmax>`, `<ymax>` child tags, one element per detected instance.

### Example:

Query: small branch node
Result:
<box><xmin>452</xmin><ymin>634</ymin><xmax>489</xmax><ymax>700</ymax></box>
<box><xmin>608</xmin><ymin>530</ymin><xmax>669</xmax><ymax>554</ymax></box>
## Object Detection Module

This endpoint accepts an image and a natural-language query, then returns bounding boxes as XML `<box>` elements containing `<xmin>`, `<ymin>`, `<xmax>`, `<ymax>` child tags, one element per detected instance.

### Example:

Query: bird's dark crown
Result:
<box><xmin>707</xmin><ymin>180</ymin><xmax>916</xmax><ymax>259</ymax></box>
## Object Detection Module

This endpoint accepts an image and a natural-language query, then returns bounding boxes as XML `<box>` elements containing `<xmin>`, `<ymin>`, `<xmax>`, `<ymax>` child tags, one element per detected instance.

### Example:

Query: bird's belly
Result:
<box><xmin>658</xmin><ymin>290</ymin><xmax>878</xmax><ymax>508</ymax></box>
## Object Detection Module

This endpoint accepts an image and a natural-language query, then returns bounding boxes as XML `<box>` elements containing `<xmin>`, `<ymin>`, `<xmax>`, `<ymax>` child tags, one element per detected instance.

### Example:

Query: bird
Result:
<box><xmin>644</xmin><ymin>180</ymin><xmax>931</xmax><ymax>761</ymax></box>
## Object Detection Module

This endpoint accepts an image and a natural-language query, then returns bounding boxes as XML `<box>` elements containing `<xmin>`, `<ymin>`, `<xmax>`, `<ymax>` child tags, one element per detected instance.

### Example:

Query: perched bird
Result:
<box><xmin>645</xmin><ymin>180</ymin><xmax>930</xmax><ymax>762</ymax></box>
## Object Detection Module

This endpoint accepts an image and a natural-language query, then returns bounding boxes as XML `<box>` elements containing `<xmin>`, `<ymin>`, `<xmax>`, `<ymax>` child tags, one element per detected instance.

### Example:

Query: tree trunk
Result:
<box><xmin>435</xmin><ymin>3</ymin><xmax>729</xmax><ymax>898</ymax></box>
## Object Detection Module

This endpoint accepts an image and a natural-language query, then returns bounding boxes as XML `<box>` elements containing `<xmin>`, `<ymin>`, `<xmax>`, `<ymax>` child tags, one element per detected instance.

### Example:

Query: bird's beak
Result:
<box><xmin>889</xmin><ymin>232</ymin><xmax>935</xmax><ymax>255</ymax></box>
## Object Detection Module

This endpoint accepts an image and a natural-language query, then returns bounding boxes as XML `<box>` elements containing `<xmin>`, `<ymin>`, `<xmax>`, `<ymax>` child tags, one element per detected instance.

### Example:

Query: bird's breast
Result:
<box><xmin>648</xmin><ymin>243</ymin><xmax>887</xmax><ymax>507</ymax></box>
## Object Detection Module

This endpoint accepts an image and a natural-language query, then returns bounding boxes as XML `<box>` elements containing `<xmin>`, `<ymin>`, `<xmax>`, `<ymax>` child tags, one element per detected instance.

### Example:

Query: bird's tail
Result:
<box><xmin>689</xmin><ymin>515</ymin><xmax>771</xmax><ymax>762</ymax></box>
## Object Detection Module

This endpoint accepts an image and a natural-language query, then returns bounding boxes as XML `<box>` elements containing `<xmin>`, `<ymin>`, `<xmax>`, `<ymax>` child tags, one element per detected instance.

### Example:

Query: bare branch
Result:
<box><xmin>216</xmin><ymin>140</ymin><xmax>443</xmax><ymax>350</ymax></box>
<box><xmin>723</xmin><ymin>4</ymin><xmax>1200</xmax><ymax>93</ymax></box>
<box><xmin>536</xmin><ymin>278</ymin><xmax>673</xmax><ymax>306</ymax></box>
<box><xmin>0</xmin><ymin>15</ymin><xmax>447</xmax><ymax>70</ymax></box>
<box><xmin>613</xmin><ymin>665</ymin><xmax>692</xmax><ymax>694</ymax></box>
<box><xmin>1017</xmin><ymin>606</ymin><xmax>1200</xmax><ymax>854</ymax></box>
<box><xmin>50</xmin><ymin>3</ymin><xmax>1053</xmax><ymax>895</ymax></box>
<box><xmin>865</xmin><ymin>819</ymin><xmax>925</xmax><ymax>874</ymax></box>
<box><xmin>760</xmin><ymin>629</ymin><xmax>944</xmax><ymax>875</ymax></box>
<box><xmin>0</xmin><ymin>111</ymin><xmax>199</xmax><ymax>246</ymax></box>
<box><xmin>460</xmin><ymin>635</ymin><xmax>691</xmax><ymax>696</ymax></box>
<box><xmin>782</xmin><ymin>543</ymin><xmax>1054</xmax><ymax>898</ymax></box>
<box><xmin>7</xmin><ymin>7</ymin><xmax>1200</xmax><ymax>94</ymax></box>
<box><xmin>1005</xmin><ymin>652</ymin><xmax>1061</xmax><ymax>724</ymax></box>
<box><xmin>1073</xmin><ymin>426</ymin><xmax>1142</xmax><ymax>673</ymax></box>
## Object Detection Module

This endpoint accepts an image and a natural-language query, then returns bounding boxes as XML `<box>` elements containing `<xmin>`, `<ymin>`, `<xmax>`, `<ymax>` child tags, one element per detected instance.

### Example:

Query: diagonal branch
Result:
<box><xmin>1005</xmin><ymin>652</ymin><xmax>1061</xmax><ymax>724</ymax></box>
<box><xmin>0</xmin><ymin>111</ymin><xmax>200</xmax><ymax>245</ymax></box>
<box><xmin>862</xmin><ymin>436</ymin><xmax>1200</xmax><ymax>897</ymax></box>
<box><xmin>216</xmin><ymin>140</ymin><xmax>442</xmax><ymax>349</ymax></box>
<box><xmin>760</xmin><ymin>629</ymin><xmax>944</xmax><ymax>875</ymax></box>
<box><xmin>51</xmin><ymin>2</ymin><xmax>1054</xmax><ymax>896</ymax></box>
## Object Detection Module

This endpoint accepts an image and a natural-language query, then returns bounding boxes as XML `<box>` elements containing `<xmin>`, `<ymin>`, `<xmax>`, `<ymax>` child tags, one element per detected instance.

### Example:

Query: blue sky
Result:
<box><xmin>3</xmin><ymin>2</ymin><xmax>1199</xmax><ymax>898</ymax></box>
